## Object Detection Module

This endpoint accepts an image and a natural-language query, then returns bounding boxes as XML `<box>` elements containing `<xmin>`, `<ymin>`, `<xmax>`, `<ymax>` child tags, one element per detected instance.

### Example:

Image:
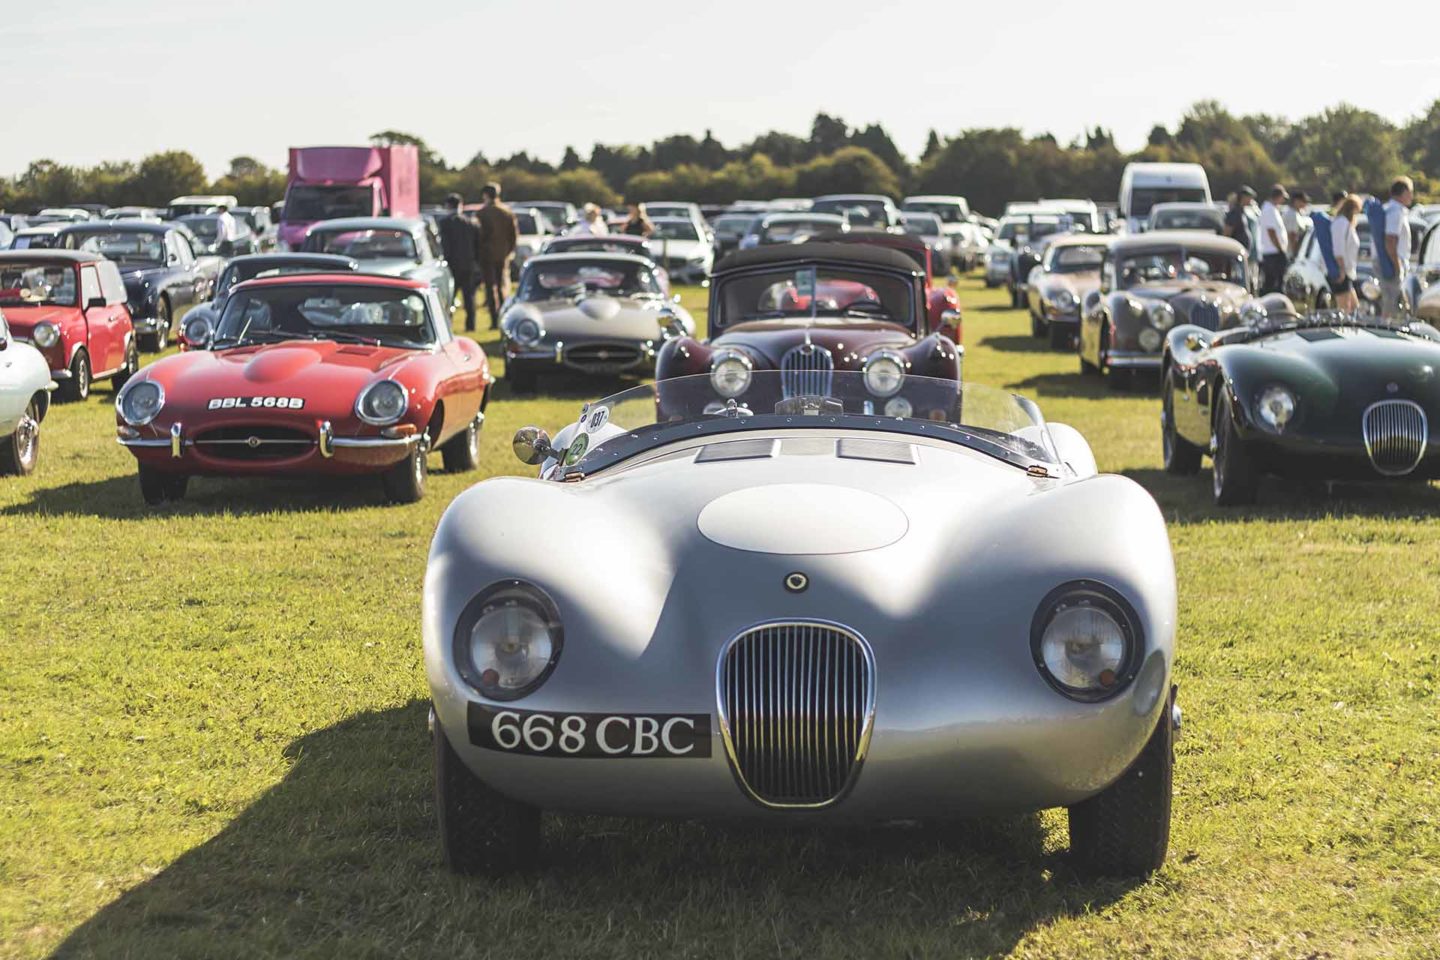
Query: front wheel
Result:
<box><xmin>1030</xmin><ymin>313</ymin><xmax>1045</xmax><ymax>338</ymax></box>
<box><xmin>1048</xmin><ymin>322</ymin><xmax>1073</xmax><ymax>351</ymax></box>
<box><xmin>381</xmin><ymin>435</ymin><xmax>429</xmax><ymax>503</ymax></box>
<box><xmin>143</xmin><ymin>299</ymin><xmax>172</xmax><ymax>352</ymax></box>
<box><xmin>441</xmin><ymin>414</ymin><xmax>482</xmax><ymax>472</ymax></box>
<box><xmin>1212</xmin><ymin>390</ymin><xmax>1260</xmax><ymax>505</ymax></box>
<box><xmin>434</xmin><ymin>718</ymin><xmax>540</xmax><ymax>876</ymax></box>
<box><xmin>138</xmin><ymin>466</ymin><xmax>188</xmax><ymax>505</ymax></box>
<box><xmin>1068</xmin><ymin>689</ymin><xmax>1174</xmax><ymax>877</ymax></box>
<box><xmin>112</xmin><ymin>339</ymin><xmax>141</xmax><ymax>391</ymax></box>
<box><xmin>1162</xmin><ymin>377</ymin><xmax>1203</xmax><ymax>475</ymax></box>
<box><xmin>59</xmin><ymin>350</ymin><xmax>91</xmax><ymax>402</ymax></box>
<box><xmin>0</xmin><ymin>400</ymin><xmax>40</xmax><ymax>475</ymax></box>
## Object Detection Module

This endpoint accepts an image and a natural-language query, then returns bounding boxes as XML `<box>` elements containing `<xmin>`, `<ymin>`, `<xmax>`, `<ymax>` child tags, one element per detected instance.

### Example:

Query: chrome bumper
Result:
<box><xmin>117</xmin><ymin>420</ymin><xmax>426</xmax><ymax>459</ymax></box>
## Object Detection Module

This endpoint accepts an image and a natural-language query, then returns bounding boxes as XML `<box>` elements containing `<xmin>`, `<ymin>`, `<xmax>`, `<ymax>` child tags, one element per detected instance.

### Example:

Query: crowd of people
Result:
<box><xmin>1222</xmin><ymin>174</ymin><xmax>1416</xmax><ymax>317</ymax></box>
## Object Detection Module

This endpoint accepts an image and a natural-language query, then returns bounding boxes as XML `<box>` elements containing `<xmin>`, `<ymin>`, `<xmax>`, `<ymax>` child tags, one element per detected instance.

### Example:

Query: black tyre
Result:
<box><xmin>143</xmin><ymin>299</ymin><xmax>172</xmax><ymax>352</ymax></box>
<box><xmin>434</xmin><ymin>719</ymin><xmax>540</xmax><ymax>876</ymax></box>
<box><xmin>0</xmin><ymin>399</ymin><xmax>40</xmax><ymax>476</ymax></box>
<box><xmin>138</xmin><ymin>466</ymin><xmax>188</xmax><ymax>505</ymax></box>
<box><xmin>382</xmin><ymin>436</ymin><xmax>428</xmax><ymax>503</ymax></box>
<box><xmin>112</xmin><ymin>339</ymin><xmax>141</xmax><ymax>391</ymax></box>
<box><xmin>59</xmin><ymin>350</ymin><xmax>91</xmax><ymax>403</ymax></box>
<box><xmin>1068</xmin><ymin>689</ymin><xmax>1174</xmax><ymax>878</ymax></box>
<box><xmin>1048</xmin><ymin>322</ymin><xmax>1073</xmax><ymax>351</ymax></box>
<box><xmin>1162</xmin><ymin>376</ymin><xmax>1203</xmax><ymax>475</ymax></box>
<box><xmin>1212</xmin><ymin>390</ymin><xmax>1259</xmax><ymax>505</ymax></box>
<box><xmin>1031</xmin><ymin>313</ymin><xmax>1046</xmax><ymax>338</ymax></box>
<box><xmin>506</xmin><ymin>367</ymin><xmax>538</xmax><ymax>394</ymax></box>
<box><xmin>441</xmin><ymin>415</ymin><xmax>482</xmax><ymax>473</ymax></box>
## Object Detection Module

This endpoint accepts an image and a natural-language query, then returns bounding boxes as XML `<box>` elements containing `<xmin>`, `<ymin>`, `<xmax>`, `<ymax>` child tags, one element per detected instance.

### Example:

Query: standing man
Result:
<box><xmin>1283</xmin><ymin>190</ymin><xmax>1309</xmax><ymax>258</ymax></box>
<box><xmin>214</xmin><ymin>202</ymin><xmax>237</xmax><ymax>257</ymax></box>
<box><xmin>437</xmin><ymin>193</ymin><xmax>482</xmax><ymax>332</ymax></box>
<box><xmin>1257</xmin><ymin>184</ymin><xmax>1289</xmax><ymax>295</ymax></box>
<box><xmin>1224</xmin><ymin>185</ymin><xmax>1255</xmax><ymax>254</ymax></box>
<box><xmin>1381</xmin><ymin>176</ymin><xmax>1414</xmax><ymax>318</ymax></box>
<box><xmin>476</xmin><ymin>182</ymin><xmax>518</xmax><ymax>330</ymax></box>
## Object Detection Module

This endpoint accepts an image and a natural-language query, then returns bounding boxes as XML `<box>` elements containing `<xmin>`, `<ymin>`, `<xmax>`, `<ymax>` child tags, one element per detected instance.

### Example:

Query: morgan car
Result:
<box><xmin>1162</xmin><ymin>295</ymin><xmax>1440</xmax><ymax>504</ymax></box>
<box><xmin>115</xmin><ymin>273</ymin><xmax>491</xmax><ymax>506</ymax></box>
<box><xmin>424</xmin><ymin>370</ymin><xmax>1180</xmax><ymax>878</ymax></box>
<box><xmin>499</xmin><ymin>253</ymin><xmax>695</xmax><ymax>391</ymax></box>
<box><xmin>0</xmin><ymin>251</ymin><xmax>139</xmax><ymax>401</ymax></box>
<box><xmin>0</xmin><ymin>308</ymin><xmax>55</xmax><ymax>475</ymax></box>
<box><xmin>1080</xmin><ymin>232</ymin><xmax>1252</xmax><ymax>389</ymax></box>
<box><xmin>656</xmin><ymin>242</ymin><xmax>961</xmax><ymax>414</ymax></box>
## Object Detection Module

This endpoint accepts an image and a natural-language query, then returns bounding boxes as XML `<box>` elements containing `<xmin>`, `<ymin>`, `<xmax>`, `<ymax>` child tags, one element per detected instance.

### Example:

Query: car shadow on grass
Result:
<box><xmin>1124</xmin><ymin>467</ymin><xmax>1440</xmax><ymax>523</ymax></box>
<box><xmin>52</xmin><ymin>702</ymin><xmax>1144</xmax><ymax>958</ymax></box>
<box><xmin>1005</xmin><ymin>368</ymin><xmax>1162</xmax><ymax>400</ymax></box>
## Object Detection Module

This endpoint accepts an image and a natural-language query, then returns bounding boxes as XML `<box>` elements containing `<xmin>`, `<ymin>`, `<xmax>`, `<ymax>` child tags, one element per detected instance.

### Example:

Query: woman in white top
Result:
<box><xmin>568</xmin><ymin>203</ymin><xmax>610</xmax><ymax>237</ymax></box>
<box><xmin>1328</xmin><ymin>194</ymin><xmax>1361</xmax><ymax>314</ymax></box>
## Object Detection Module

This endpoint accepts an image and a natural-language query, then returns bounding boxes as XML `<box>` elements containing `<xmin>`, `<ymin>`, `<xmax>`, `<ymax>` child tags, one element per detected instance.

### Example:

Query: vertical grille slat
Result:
<box><xmin>780</xmin><ymin>344</ymin><xmax>834</xmax><ymax>399</ymax></box>
<box><xmin>1362</xmin><ymin>400</ymin><xmax>1427</xmax><ymax>476</ymax></box>
<box><xmin>718</xmin><ymin>621</ymin><xmax>875</xmax><ymax>808</ymax></box>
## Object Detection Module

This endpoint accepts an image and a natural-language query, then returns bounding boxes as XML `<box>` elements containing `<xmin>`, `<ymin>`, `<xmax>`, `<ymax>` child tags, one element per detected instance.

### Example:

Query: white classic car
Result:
<box><xmin>0</xmin><ymin>308</ymin><xmax>56</xmax><ymax>475</ymax></box>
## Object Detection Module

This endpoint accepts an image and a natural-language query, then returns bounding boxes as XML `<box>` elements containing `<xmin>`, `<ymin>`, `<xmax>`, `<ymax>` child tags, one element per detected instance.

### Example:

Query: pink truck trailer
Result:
<box><xmin>277</xmin><ymin>145</ymin><xmax>420</xmax><ymax>250</ymax></box>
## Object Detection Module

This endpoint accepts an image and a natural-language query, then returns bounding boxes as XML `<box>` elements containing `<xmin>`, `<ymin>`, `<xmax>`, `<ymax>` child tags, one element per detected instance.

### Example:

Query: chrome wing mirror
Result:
<box><xmin>513</xmin><ymin>426</ymin><xmax>555</xmax><ymax>465</ymax></box>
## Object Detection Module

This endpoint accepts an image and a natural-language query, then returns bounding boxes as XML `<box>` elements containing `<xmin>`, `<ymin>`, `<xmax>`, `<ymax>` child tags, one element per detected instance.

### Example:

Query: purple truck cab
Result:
<box><xmin>277</xmin><ymin>146</ymin><xmax>420</xmax><ymax>250</ymax></box>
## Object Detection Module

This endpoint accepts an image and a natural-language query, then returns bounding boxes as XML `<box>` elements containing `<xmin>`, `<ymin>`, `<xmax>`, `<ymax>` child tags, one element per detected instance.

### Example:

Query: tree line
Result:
<box><xmin>4</xmin><ymin>100</ymin><xmax>1438</xmax><ymax>217</ymax></box>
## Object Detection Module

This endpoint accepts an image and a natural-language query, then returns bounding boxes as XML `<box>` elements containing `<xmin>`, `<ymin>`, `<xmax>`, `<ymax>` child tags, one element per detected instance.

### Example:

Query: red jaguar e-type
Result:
<box><xmin>115</xmin><ymin>273</ymin><xmax>490</xmax><ymax>505</ymax></box>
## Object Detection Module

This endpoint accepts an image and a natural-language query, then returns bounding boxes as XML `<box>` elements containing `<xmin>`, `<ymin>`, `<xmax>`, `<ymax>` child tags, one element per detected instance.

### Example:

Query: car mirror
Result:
<box><xmin>85</xmin><ymin>295</ymin><xmax>106</xmax><ymax>310</ymax></box>
<box><xmin>513</xmin><ymin>426</ymin><xmax>554</xmax><ymax>465</ymax></box>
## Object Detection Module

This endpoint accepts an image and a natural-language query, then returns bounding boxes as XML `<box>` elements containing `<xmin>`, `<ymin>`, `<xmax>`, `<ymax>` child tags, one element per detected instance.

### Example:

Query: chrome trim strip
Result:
<box><xmin>1106</xmin><ymin>355</ymin><xmax>1162</xmax><ymax>369</ymax></box>
<box><xmin>330</xmin><ymin>435</ymin><xmax>422</xmax><ymax>449</ymax></box>
<box><xmin>117</xmin><ymin>437</ymin><xmax>170</xmax><ymax>448</ymax></box>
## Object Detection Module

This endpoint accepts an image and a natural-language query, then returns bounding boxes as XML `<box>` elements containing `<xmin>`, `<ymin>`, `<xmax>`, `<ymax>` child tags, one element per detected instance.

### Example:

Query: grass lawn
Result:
<box><xmin>2</xmin><ymin>277</ymin><xmax>1437</xmax><ymax>959</ymax></box>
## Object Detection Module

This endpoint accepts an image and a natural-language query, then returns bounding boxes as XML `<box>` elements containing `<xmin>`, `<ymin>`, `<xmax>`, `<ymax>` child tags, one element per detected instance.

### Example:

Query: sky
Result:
<box><xmin>7</xmin><ymin>0</ymin><xmax>1437</xmax><ymax>179</ymax></box>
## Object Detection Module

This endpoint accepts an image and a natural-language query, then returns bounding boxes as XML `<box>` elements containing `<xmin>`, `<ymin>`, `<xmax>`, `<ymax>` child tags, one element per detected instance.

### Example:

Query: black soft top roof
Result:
<box><xmin>713</xmin><ymin>241</ymin><xmax>921</xmax><ymax>276</ymax></box>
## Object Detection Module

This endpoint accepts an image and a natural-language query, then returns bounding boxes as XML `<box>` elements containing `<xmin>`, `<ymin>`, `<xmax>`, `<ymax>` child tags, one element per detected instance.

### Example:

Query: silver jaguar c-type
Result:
<box><xmin>424</xmin><ymin>371</ymin><xmax>1179</xmax><ymax>878</ymax></box>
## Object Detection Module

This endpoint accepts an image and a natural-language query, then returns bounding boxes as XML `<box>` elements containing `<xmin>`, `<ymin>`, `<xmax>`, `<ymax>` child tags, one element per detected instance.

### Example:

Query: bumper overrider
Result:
<box><xmin>428</xmin><ymin>574</ymin><xmax>1174</xmax><ymax>822</ymax></box>
<box><xmin>117</xmin><ymin>415</ymin><xmax>431</xmax><ymax>475</ymax></box>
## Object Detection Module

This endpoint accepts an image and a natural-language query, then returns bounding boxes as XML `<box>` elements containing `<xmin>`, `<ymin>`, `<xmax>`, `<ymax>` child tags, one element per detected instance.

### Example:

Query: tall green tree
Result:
<box><xmin>1287</xmin><ymin>104</ymin><xmax>1401</xmax><ymax>195</ymax></box>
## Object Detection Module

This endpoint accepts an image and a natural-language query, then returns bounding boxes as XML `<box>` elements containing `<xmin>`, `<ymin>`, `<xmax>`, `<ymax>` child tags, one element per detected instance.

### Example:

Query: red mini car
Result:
<box><xmin>115</xmin><ymin>273</ymin><xmax>491</xmax><ymax>505</ymax></box>
<box><xmin>0</xmin><ymin>250</ymin><xmax>140</xmax><ymax>401</ymax></box>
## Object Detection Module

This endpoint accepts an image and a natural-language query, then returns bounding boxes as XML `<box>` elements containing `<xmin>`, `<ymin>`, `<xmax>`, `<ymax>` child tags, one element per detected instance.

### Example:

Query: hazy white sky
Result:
<box><xmin>7</xmin><ymin>0</ymin><xmax>1436</xmax><ymax>178</ymax></box>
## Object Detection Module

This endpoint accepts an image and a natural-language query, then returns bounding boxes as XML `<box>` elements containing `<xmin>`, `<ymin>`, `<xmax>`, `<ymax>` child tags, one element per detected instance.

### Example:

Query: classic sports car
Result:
<box><xmin>299</xmin><ymin>217</ymin><xmax>455</xmax><ymax>313</ymax></box>
<box><xmin>115</xmin><ymin>273</ymin><xmax>491</xmax><ymax>505</ymax></box>
<box><xmin>0</xmin><ymin>251</ymin><xmax>139</xmax><ymax>401</ymax></box>
<box><xmin>499</xmin><ymin>253</ymin><xmax>694</xmax><ymax>391</ymax></box>
<box><xmin>656</xmin><ymin>243</ymin><xmax>962</xmax><ymax>410</ymax></box>
<box><xmin>424</xmin><ymin>370</ymin><xmax>1179</xmax><ymax>878</ymax></box>
<box><xmin>56</xmin><ymin>221</ymin><xmax>210</xmax><ymax>351</ymax></box>
<box><xmin>536</xmin><ymin>234</ymin><xmax>671</xmax><ymax>294</ymax></box>
<box><xmin>177</xmin><ymin>213</ymin><xmax>260</xmax><ymax>257</ymax></box>
<box><xmin>1404</xmin><ymin>221</ymin><xmax>1440</xmax><ymax>323</ymax></box>
<box><xmin>1144</xmin><ymin>202</ymin><xmax>1224</xmax><ymax>234</ymax></box>
<box><xmin>179</xmin><ymin>253</ymin><xmax>360</xmax><ymax>343</ymax></box>
<box><xmin>1026</xmin><ymin>235</ymin><xmax>1111</xmax><ymax>350</ymax></box>
<box><xmin>0</xmin><ymin>308</ymin><xmax>55</xmax><ymax>475</ymax></box>
<box><xmin>646</xmin><ymin>218</ymin><xmax>714</xmax><ymax>285</ymax></box>
<box><xmin>1162</xmin><ymin>295</ymin><xmax>1440</xmax><ymax>504</ymax></box>
<box><xmin>1080</xmin><ymin>232</ymin><xmax>1252</xmax><ymax>389</ymax></box>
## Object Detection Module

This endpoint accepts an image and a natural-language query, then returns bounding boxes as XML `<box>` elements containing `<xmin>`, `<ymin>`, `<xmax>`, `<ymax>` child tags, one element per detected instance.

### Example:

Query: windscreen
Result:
<box><xmin>284</xmin><ymin>185</ymin><xmax>372</xmax><ymax>221</ymax></box>
<box><xmin>1151</xmin><ymin>209</ymin><xmax>1222</xmax><ymax>231</ymax></box>
<box><xmin>518</xmin><ymin>259</ymin><xmax>661</xmax><ymax>301</ymax></box>
<box><xmin>1128</xmin><ymin>187</ymin><xmax>1209</xmax><ymax>217</ymax></box>
<box><xmin>0</xmin><ymin>262</ymin><xmax>77</xmax><ymax>306</ymax></box>
<box><xmin>1117</xmin><ymin>248</ymin><xmax>1244</xmax><ymax>287</ymax></box>
<box><xmin>181</xmin><ymin>216</ymin><xmax>221</xmax><ymax>241</ymax></box>
<box><xmin>902</xmin><ymin>201</ymin><xmax>964</xmax><ymax>223</ymax></box>
<box><xmin>902</xmin><ymin>216</ymin><xmax>942</xmax><ymax>237</ymax></box>
<box><xmin>812</xmin><ymin>199</ymin><xmax>888</xmax><ymax>228</ymax></box>
<box><xmin>714</xmin><ymin>265</ymin><xmax>914</xmax><ymax>330</ymax></box>
<box><xmin>306</xmin><ymin>229</ymin><xmax>416</xmax><ymax>261</ymax></box>
<box><xmin>72</xmin><ymin>231</ymin><xmax>166</xmax><ymax>264</ymax></box>
<box><xmin>1047</xmin><ymin>245</ymin><xmax>1106</xmax><ymax>273</ymax></box>
<box><xmin>651</xmin><ymin>221</ymin><xmax>700</xmax><ymax>241</ymax></box>
<box><xmin>214</xmin><ymin>283</ymin><xmax>434</xmax><ymax>347</ymax></box>
<box><xmin>760</xmin><ymin>218</ymin><xmax>842</xmax><ymax>243</ymax></box>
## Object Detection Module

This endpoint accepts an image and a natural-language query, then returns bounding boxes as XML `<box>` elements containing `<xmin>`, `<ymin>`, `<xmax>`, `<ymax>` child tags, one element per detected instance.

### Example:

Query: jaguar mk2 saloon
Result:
<box><xmin>425</xmin><ymin>371</ymin><xmax>1180</xmax><ymax>879</ymax></box>
<box><xmin>115</xmin><ymin>273</ymin><xmax>491</xmax><ymax>505</ymax></box>
<box><xmin>1162</xmin><ymin>295</ymin><xmax>1440</xmax><ymax>504</ymax></box>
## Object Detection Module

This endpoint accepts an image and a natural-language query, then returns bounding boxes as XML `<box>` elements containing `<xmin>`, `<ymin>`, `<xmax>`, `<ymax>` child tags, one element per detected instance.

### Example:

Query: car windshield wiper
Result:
<box><xmin>306</xmin><ymin>329</ymin><xmax>383</xmax><ymax>346</ymax></box>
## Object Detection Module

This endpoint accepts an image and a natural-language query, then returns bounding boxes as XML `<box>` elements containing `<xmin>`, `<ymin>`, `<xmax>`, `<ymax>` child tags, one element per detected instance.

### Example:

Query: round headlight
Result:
<box><xmin>863</xmin><ymin>351</ymin><xmax>906</xmax><ymax>397</ymax></box>
<box><xmin>455</xmin><ymin>582</ymin><xmax>563</xmax><ymax>700</ymax></box>
<box><xmin>710</xmin><ymin>351</ymin><xmax>752</xmax><ymax>399</ymax></box>
<box><xmin>1240</xmin><ymin>302</ymin><xmax>1268</xmax><ymax>327</ymax></box>
<box><xmin>118</xmin><ymin>379</ymin><xmax>165</xmax><ymax>426</ymax></box>
<box><xmin>1148</xmin><ymin>301</ymin><xmax>1176</xmax><ymax>331</ymax></box>
<box><xmin>1031</xmin><ymin>583</ymin><xmax>1140</xmax><ymax>701</ymax></box>
<box><xmin>883</xmin><ymin>396</ymin><xmax>912</xmax><ymax>418</ymax></box>
<box><xmin>1052</xmin><ymin>290</ymin><xmax>1077</xmax><ymax>312</ymax></box>
<box><xmin>1257</xmin><ymin>385</ymin><xmax>1295</xmax><ymax>430</ymax></box>
<box><xmin>33</xmin><ymin>321</ymin><xmax>59</xmax><ymax>349</ymax></box>
<box><xmin>1138</xmin><ymin>327</ymin><xmax>1163</xmax><ymax>352</ymax></box>
<box><xmin>507</xmin><ymin>313</ymin><xmax>543</xmax><ymax>347</ymax></box>
<box><xmin>184</xmin><ymin>316</ymin><xmax>213</xmax><ymax>347</ymax></box>
<box><xmin>355</xmin><ymin>380</ymin><xmax>408</xmax><ymax>425</ymax></box>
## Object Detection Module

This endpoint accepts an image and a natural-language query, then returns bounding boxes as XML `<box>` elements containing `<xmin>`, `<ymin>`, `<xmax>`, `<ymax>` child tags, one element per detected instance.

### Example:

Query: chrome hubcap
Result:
<box><xmin>16</xmin><ymin>412</ymin><xmax>38</xmax><ymax>465</ymax></box>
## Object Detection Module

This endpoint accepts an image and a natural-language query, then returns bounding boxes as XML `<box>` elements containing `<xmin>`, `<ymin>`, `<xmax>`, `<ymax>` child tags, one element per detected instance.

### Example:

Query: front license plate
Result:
<box><xmin>468</xmin><ymin>703</ymin><xmax>711</xmax><ymax>759</ymax></box>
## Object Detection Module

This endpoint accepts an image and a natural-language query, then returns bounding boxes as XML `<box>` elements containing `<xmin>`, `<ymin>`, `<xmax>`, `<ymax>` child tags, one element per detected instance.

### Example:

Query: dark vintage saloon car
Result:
<box><xmin>56</xmin><ymin>221</ymin><xmax>210</xmax><ymax>351</ymax></box>
<box><xmin>1161</xmin><ymin>296</ymin><xmax>1440</xmax><ymax>504</ymax></box>
<box><xmin>655</xmin><ymin>243</ymin><xmax>961</xmax><ymax>415</ymax></box>
<box><xmin>1080</xmin><ymin>232</ymin><xmax>1252</xmax><ymax>389</ymax></box>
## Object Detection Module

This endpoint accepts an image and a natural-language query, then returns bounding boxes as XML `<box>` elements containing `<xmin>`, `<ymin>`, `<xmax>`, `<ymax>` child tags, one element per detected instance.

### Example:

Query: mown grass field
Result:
<box><xmin>2</xmin><ymin>277</ymin><xmax>1438</xmax><ymax>959</ymax></box>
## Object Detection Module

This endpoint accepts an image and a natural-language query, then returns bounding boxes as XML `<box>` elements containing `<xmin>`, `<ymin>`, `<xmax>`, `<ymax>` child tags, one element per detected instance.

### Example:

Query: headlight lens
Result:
<box><xmin>117</xmin><ymin>379</ymin><xmax>165</xmax><ymax>426</ymax></box>
<box><xmin>1138</xmin><ymin>328</ymin><xmax>1163</xmax><ymax>352</ymax></box>
<box><xmin>32</xmin><ymin>321</ymin><xmax>59</xmax><ymax>349</ymax></box>
<box><xmin>1240</xmin><ymin>301</ymin><xmax>1268</xmax><ymax>327</ymax></box>
<box><xmin>455</xmin><ymin>582</ymin><xmax>563</xmax><ymax>700</ymax></box>
<box><xmin>1257</xmin><ymin>385</ymin><xmax>1295</xmax><ymax>430</ymax></box>
<box><xmin>863</xmin><ymin>351</ymin><xmax>906</xmax><ymax>397</ymax></box>
<box><xmin>1052</xmin><ymin>290</ymin><xmax>1076</xmax><ymax>312</ymax></box>
<box><xmin>1032</xmin><ymin>584</ymin><xmax>1139</xmax><ymax>700</ymax></box>
<box><xmin>1148</xmin><ymin>301</ymin><xmax>1176</xmax><ymax>330</ymax></box>
<box><xmin>710</xmin><ymin>350</ymin><xmax>752</xmax><ymax>398</ymax></box>
<box><xmin>509</xmin><ymin>315</ymin><xmax>544</xmax><ymax>347</ymax></box>
<box><xmin>184</xmin><ymin>316</ymin><xmax>213</xmax><ymax>347</ymax></box>
<box><xmin>355</xmin><ymin>380</ymin><xmax>408</xmax><ymax>425</ymax></box>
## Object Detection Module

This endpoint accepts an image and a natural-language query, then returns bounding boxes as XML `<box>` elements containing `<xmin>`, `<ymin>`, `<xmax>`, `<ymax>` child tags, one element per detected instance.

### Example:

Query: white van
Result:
<box><xmin>1118</xmin><ymin>163</ymin><xmax>1211</xmax><ymax>234</ymax></box>
<box><xmin>1038</xmin><ymin>198</ymin><xmax>1103</xmax><ymax>233</ymax></box>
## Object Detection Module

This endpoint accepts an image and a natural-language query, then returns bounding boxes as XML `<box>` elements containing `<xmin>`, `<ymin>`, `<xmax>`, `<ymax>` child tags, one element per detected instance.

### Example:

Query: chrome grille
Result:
<box><xmin>193</xmin><ymin>425</ymin><xmax>313</xmax><ymax>461</ymax></box>
<box><xmin>1362</xmin><ymin>400</ymin><xmax>1427</xmax><ymax>476</ymax></box>
<box><xmin>717</xmin><ymin>621</ymin><xmax>875</xmax><ymax>808</ymax></box>
<box><xmin>779</xmin><ymin>344</ymin><xmax>834</xmax><ymax>399</ymax></box>
<box><xmin>563</xmin><ymin>341</ymin><xmax>645</xmax><ymax>373</ymax></box>
<box><xmin>1188</xmin><ymin>299</ymin><xmax>1222</xmax><ymax>330</ymax></box>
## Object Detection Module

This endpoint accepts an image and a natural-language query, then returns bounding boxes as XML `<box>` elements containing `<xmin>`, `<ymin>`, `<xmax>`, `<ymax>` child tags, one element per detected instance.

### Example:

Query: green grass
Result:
<box><xmin>2</xmin><ymin>278</ymin><xmax>1438</xmax><ymax>959</ymax></box>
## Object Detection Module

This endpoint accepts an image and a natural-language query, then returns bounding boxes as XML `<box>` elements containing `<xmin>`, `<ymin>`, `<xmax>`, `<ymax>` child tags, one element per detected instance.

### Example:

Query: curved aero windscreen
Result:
<box><xmin>215</xmin><ymin>283</ymin><xmax>434</xmax><ymax>346</ymax></box>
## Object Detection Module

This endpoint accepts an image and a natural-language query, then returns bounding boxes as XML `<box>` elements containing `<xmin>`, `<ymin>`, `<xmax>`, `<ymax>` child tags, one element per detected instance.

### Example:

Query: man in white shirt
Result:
<box><xmin>1282</xmin><ymin>191</ymin><xmax>1308</xmax><ymax>258</ymax></box>
<box><xmin>1381</xmin><ymin>176</ymin><xmax>1413</xmax><ymax>318</ymax></box>
<box><xmin>214</xmin><ymin>203</ymin><xmax>237</xmax><ymax>256</ymax></box>
<box><xmin>1256</xmin><ymin>184</ymin><xmax>1289</xmax><ymax>295</ymax></box>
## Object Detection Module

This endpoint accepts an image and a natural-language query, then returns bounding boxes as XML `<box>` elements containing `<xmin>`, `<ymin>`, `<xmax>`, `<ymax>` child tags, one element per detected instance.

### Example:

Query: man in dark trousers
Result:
<box><xmin>437</xmin><ymin>193</ymin><xmax>482</xmax><ymax>332</ymax></box>
<box><xmin>476</xmin><ymin>182</ymin><xmax>518</xmax><ymax>329</ymax></box>
<box><xmin>1223</xmin><ymin>185</ymin><xmax>1255</xmax><ymax>253</ymax></box>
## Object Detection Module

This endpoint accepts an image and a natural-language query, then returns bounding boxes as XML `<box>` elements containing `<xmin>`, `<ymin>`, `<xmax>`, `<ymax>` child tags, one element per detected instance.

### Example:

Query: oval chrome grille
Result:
<box><xmin>717</xmin><ymin>621</ymin><xmax>875</xmax><ymax>809</ymax></box>
<box><xmin>193</xmin><ymin>425</ymin><xmax>313</xmax><ymax>461</ymax></box>
<box><xmin>780</xmin><ymin>344</ymin><xmax>834</xmax><ymax>399</ymax></box>
<box><xmin>1362</xmin><ymin>400</ymin><xmax>1427</xmax><ymax>476</ymax></box>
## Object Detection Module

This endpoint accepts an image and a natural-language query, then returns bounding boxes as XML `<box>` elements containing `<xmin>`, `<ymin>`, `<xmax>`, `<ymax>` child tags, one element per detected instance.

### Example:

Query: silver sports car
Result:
<box><xmin>424</xmin><ymin>370</ymin><xmax>1179</xmax><ymax>878</ymax></box>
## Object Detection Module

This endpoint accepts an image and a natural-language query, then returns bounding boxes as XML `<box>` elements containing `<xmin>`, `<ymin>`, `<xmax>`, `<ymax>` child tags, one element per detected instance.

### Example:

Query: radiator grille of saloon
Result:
<box><xmin>779</xmin><ymin>344</ymin><xmax>834</xmax><ymax>399</ymax></box>
<box><xmin>718</xmin><ymin>622</ymin><xmax>874</xmax><ymax>808</ymax></box>
<box><xmin>564</xmin><ymin>342</ymin><xmax>644</xmax><ymax>373</ymax></box>
<box><xmin>193</xmin><ymin>425</ymin><xmax>313</xmax><ymax>461</ymax></box>
<box><xmin>1362</xmin><ymin>400</ymin><xmax>1427</xmax><ymax>476</ymax></box>
<box><xmin>1188</xmin><ymin>299</ymin><xmax>1222</xmax><ymax>330</ymax></box>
